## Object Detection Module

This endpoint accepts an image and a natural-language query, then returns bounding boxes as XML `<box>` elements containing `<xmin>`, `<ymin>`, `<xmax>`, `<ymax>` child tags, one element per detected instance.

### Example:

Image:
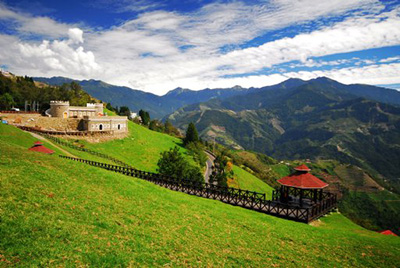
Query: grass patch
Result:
<box><xmin>230</xmin><ymin>166</ymin><xmax>274</xmax><ymax>198</ymax></box>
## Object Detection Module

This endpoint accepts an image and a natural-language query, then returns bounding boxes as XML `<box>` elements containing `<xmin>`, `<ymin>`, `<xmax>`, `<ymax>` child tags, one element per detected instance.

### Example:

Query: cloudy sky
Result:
<box><xmin>0</xmin><ymin>0</ymin><xmax>399</xmax><ymax>95</ymax></box>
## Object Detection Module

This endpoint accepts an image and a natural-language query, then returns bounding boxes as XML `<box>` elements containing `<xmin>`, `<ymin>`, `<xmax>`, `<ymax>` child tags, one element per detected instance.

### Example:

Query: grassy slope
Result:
<box><xmin>1</xmin><ymin>124</ymin><xmax>400</xmax><ymax>267</ymax></box>
<box><xmin>230</xmin><ymin>166</ymin><xmax>274</xmax><ymax>198</ymax></box>
<box><xmin>76</xmin><ymin>121</ymin><xmax>183</xmax><ymax>172</ymax></box>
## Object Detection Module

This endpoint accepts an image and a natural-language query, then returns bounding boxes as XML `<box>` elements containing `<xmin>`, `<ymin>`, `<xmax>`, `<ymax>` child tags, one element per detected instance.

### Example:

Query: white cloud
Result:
<box><xmin>0</xmin><ymin>29</ymin><xmax>101</xmax><ymax>79</ymax></box>
<box><xmin>379</xmin><ymin>56</ymin><xmax>400</xmax><ymax>63</ymax></box>
<box><xmin>68</xmin><ymin>28</ymin><xmax>84</xmax><ymax>44</ymax></box>
<box><xmin>219</xmin><ymin>12</ymin><xmax>400</xmax><ymax>75</ymax></box>
<box><xmin>0</xmin><ymin>3</ymin><xmax>74</xmax><ymax>38</ymax></box>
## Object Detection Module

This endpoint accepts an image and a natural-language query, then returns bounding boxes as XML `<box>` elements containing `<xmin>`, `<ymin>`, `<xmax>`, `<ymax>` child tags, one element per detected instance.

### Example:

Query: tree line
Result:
<box><xmin>0</xmin><ymin>73</ymin><xmax>93</xmax><ymax>111</ymax></box>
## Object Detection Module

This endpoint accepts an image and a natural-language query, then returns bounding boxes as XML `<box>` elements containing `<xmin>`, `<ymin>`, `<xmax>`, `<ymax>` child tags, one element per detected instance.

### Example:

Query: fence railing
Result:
<box><xmin>59</xmin><ymin>155</ymin><xmax>337</xmax><ymax>223</ymax></box>
<box><xmin>16</xmin><ymin>125</ymin><xmax>115</xmax><ymax>137</ymax></box>
<box><xmin>17</xmin><ymin>126</ymin><xmax>131</xmax><ymax>168</ymax></box>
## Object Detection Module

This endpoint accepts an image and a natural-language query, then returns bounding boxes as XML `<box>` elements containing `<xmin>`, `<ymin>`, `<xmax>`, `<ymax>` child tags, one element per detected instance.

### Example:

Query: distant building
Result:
<box><xmin>82</xmin><ymin>116</ymin><xmax>127</xmax><ymax>132</ymax></box>
<box><xmin>49</xmin><ymin>101</ymin><xmax>103</xmax><ymax>118</ymax></box>
<box><xmin>48</xmin><ymin>101</ymin><xmax>128</xmax><ymax>133</ymax></box>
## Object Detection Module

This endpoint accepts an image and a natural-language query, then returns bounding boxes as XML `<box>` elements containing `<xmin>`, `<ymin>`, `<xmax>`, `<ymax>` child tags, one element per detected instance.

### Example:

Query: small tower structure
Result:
<box><xmin>50</xmin><ymin>101</ymin><xmax>70</xmax><ymax>118</ymax></box>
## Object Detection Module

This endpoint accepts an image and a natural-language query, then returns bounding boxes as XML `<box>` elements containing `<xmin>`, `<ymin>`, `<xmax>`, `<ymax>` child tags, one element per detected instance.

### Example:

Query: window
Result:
<box><xmin>99</xmin><ymin>124</ymin><xmax>103</xmax><ymax>130</ymax></box>
<box><xmin>118</xmin><ymin>124</ymin><xmax>121</xmax><ymax>130</ymax></box>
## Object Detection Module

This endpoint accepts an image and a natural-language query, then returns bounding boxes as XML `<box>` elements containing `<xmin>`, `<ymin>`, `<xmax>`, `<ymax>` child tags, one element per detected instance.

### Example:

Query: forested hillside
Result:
<box><xmin>0</xmin><ymin>73</ymin><xmax>93</xmax><ymax>111</ymax></box>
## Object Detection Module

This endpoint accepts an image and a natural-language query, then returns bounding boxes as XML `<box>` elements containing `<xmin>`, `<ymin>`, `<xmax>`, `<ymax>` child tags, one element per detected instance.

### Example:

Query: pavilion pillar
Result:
<box><xmin>319</xmin><ymin>189</ymin><xmax>323</xmax><ymax>201</ymax></box>
<box><xmin>313</xmin><ymin>189</ymin><xmax>318</xmax><ymax>203</ymax></box>
<box><xmin>299</xmin><ymin>188</ymin><xmax>303</xmax><ymax>207</ymax></box>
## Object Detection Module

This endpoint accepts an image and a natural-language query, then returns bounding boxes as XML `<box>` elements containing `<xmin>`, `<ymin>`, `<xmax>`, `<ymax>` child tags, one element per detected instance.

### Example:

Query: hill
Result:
<box><xmin>0</xmin><ymin>73</ymin><xmax>94</xmax><ymax>111</ymax></box>
<box><xmin>168</xmin><ymin>78</ymin><xmax>400</xmax><ymax>193</ymax></box>
<box><xmin>1</xmin><ymin>123</ymin><xmax>399</xmax><ymax>266</ymax></box>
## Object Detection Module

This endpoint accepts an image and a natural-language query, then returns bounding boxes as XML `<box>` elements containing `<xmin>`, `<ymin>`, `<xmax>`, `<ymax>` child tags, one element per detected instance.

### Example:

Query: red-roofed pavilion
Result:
<box><xmin>28</xmin><ymin>141</ymin><xmax>54</xmax><ymax>154</ymax></box>
<box><xmin>276</xmin><ymin>165</ymin><xmax>329</xmax><ymax>207</ymax></box>
<box><xmin>379</xmin><ymin>230</ymin><xmax>398</xmax><ymax>236</ymax></box>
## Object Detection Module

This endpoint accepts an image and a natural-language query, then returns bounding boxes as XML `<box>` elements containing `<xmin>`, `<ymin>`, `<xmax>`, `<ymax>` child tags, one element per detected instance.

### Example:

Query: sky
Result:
<box><xmin>0</xmin><ymin>0</ymin><xmax>399</xmax><ymax>95</ymax></box>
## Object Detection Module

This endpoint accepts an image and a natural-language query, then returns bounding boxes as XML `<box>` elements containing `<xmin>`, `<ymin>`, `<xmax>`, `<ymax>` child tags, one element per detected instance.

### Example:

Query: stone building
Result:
<box><xmin>48</xmin><ymin>101</ymin><xmax>128</xmax><ymax>133</ymax></box>
<box><xmin>81</xmin><ymin>116</ymin><xmax>128</xmax><ymax>132</ymax></box>
<box><xmin>49</xmin><ymin>101</ymin><xmax>103</xmax><ymax>118</ymax></box>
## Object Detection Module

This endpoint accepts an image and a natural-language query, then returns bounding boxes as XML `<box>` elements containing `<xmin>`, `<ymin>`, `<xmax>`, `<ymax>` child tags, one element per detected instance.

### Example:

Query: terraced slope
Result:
<box><xmin>0</xmin><ymin>124</ymin><xmax>399</xmax><ymax>267</ymax></box>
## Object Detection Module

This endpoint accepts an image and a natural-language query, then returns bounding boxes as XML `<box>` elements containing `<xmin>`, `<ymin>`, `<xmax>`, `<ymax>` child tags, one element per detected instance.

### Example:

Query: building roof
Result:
<box><xmin>277</xmin><ymin>165</ymin><xmax>328</xmax><ymax>189</ymax></box>
<box><xmin>379</xmin><ymin>230</ymin><xmax>398</xmax><ymax>236</ymax></box>
<box><xmin>28</xmin><ymin>141</ymin><xmax>54</xmax><ymax>154</ymax></box>
<box><xmin>294</xmin><ymin>164</ymin><xmax>311</xmax><ymax>172</ymax></box>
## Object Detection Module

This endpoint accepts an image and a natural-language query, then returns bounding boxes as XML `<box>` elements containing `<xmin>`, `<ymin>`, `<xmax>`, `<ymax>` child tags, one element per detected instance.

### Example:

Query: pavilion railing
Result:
<box><xmin>59</xmin><ymin>155</ymin><xmax>337</xmax><ymax>223</ymax></box>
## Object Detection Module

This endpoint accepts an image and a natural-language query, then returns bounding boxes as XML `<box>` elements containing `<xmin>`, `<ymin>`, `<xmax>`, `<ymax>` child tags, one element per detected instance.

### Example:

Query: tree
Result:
<box><xmin>209</xmin><ymin>152</ymin><xmax>234</xmax><ymax>187</ymax></box>
<box><xmin>164</xmin><ymin>119</ymin><xmax>180</xmax><ymax>136</ymax></box>
<box><xmin>185</xmin><ymin>141</ymin><xmax>207</xmax><ymax>168</ymax></box>
<box><xmin>119</xmin><ymin>106</ymin><xmax>131</xmax><ymax>117</ymax></box>
<box><xmin>0</xmin><ymin>93</ymin><xmax>15</xmax><ymax>110</ymax></box>
<box><xmin>157</xmin><ymin>146</ymin><xmax>204</xmax><ymax>184</ymax></box>
<box><xmin>139</xmin><ymin>109</ymin><xmax>150</xmax><ymax>126</ymax></box>
<box><xmin>183</xmin><ymin>122</ymin><xmax>199</xmax><ymax>145</ymax></box>
<box><xmin>149</xmin><ymin>120</ymin><xmax>163</xmax><ymax>132</ymax></box>
<box><xmin>106</xmin><ymin>102</ymin><xmax>115</xmax><ymax>112</ymax></box>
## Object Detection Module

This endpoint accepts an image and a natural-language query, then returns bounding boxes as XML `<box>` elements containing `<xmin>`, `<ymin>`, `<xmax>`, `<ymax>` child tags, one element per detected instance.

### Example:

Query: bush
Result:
<box><xmin>185</xmin><ymin>142</ymin><xmax>207</xmax><ymax>168</ymax></box>
<box><xmin>157</xmin><ymin>146</ymin><xmax>204</xmax><ymax>184</ymax></box>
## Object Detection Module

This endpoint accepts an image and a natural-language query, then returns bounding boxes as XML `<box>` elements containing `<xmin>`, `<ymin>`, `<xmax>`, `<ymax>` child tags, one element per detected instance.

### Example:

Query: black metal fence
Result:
<box><xmin>59</xmin><ymin>155</ymin><xmax>337</xmax><ymax>223</ymax></box>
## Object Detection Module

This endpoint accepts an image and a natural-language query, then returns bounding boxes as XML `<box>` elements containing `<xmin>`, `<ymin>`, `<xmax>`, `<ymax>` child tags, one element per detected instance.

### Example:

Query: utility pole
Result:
<box><xmin>213</xmin><ymin>135</ymin><xmax>216</xmax><ymax>154</ymax></box>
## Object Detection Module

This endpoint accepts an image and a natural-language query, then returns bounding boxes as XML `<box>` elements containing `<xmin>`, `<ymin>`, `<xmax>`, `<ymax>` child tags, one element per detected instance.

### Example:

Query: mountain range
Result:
<box><xmin>166</xmin><ymin>77</ymin><xmax>400</xmax><ymax>193</ymax></box>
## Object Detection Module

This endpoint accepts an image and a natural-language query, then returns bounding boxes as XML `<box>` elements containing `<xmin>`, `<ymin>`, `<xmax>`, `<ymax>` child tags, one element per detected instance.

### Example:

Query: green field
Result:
<box><xmin>230</xmin><ymin>166</ymin><xmax>274</xmax><ymax>198</ymax></box>
<box><xmin>74</xmin><ymin>121</ymin><xmax>185</xmax><ymax>172</ymax></box>
<box><xmin>1</xmin><ymin>124</ymin><xmax>399</xmax><ymax>267</ymax></box>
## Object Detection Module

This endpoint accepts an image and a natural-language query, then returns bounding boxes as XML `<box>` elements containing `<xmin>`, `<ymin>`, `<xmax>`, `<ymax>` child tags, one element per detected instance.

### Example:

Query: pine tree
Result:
<box><xmin>139</xmin><ymin>109</ymin><xmax>150</xmax><ymax>126</ymax></box>
<box><xmin>183</xmin><ymin>122</ymin><xmax>199</xmax><ymax>145</ymax></box>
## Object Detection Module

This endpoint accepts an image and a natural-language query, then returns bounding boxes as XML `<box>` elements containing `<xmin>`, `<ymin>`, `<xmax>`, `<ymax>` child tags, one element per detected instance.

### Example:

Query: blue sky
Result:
<box><xmin>0</xmin><ymin>0</ymin><xmax>399</xmax><ymax>95</ymax></box>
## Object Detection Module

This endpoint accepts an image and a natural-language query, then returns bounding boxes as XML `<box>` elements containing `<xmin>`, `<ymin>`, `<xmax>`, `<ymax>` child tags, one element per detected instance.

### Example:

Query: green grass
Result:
<box><xmin>1</xmin><ymin>124</ymin><xmax>400</xmax><ymax>267</ymax></box>
<box><xmin>75</xmin><ymin>121</ymin><xmax>184</xmax><ymax>172</ymax></box>
<box><xmin>230</xmin><ymin>166</ymin><xmax>274</xmax><ymax>198</ymax></box>
<box><xmin>270</xmin><ymin>164</ymin><xmax>291</xmax><ymax>177</ymax></box>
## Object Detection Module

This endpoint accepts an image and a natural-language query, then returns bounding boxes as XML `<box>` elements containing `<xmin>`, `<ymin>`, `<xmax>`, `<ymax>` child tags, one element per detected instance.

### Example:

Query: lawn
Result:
<box><xmin>0</xmin><ymin>124</ymin><xmax>399</xmax><ymax>267</ymax></box>
<box><xmin>230</xmin><ymin>166</ymin><xmax>274</xmax><ymax>198</ymax></box>
<box><xmin>74</xmin><ymin>121</ymin><xmax>184</xmax><ymax>172</ymax></box>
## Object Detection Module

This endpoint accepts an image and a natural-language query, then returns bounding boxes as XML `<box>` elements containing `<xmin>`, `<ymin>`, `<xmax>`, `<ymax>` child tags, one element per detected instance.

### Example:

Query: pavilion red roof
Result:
<box><xmin>379</xmin><ymin>230</ymin><xmax>398</xmax><ymax>236</ymax></box>
<box><xmin>28</xmin><ymin>141</ymin><xmax>54</xmax><ymax>154</ymax></box>
<box><xmin>277</xmin><ymin>165</ymin><xmax>328</xmax><ymax>189</ymax></box>
<box><xmin>294</xmin><ymin>164</ymin><xmax>311</xmax><ymax>172</ymax></box>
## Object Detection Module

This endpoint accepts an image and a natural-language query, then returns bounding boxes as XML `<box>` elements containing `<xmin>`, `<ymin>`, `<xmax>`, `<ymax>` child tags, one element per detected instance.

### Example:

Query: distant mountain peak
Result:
<box><xmin>310</xmin><ymin>76</ymin><xmax>338</xmax><ymax>83</ymax></box>
<box><xmin>165</xmin><ymin>87</ymin><xmax>192</xmax><ymax>96</ymax></box>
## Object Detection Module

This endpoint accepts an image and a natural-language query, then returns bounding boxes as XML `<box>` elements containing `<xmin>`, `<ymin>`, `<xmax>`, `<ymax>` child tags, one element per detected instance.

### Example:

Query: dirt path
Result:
<box><xmin>28</xmin><ymin>132</ymin><xmax>76</xmax><ymax>157</ymax></box>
